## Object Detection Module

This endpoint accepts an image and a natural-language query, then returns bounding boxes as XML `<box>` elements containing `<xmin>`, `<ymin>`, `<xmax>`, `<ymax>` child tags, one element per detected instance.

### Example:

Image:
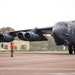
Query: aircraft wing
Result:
<box><xmin>0</xmin><ymin>27</ymin><xmax>53</xmax><ymax>42</ymax></box>
<box><xmin>37</xmin><ymin>27</ymin><xmax>53</xmax><ymax>34</ymax></box>
<box><xmin>9</xmin><ymin>27</ymin><xmax>53</xmax><ymax>37</ymax></box>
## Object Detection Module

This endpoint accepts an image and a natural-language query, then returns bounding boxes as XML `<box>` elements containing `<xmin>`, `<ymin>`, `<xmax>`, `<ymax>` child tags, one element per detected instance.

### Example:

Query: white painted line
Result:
<box><xmin>0</xmin><ymin>68</ymin><xmax>75</xmax><ymax>70</ymax></box>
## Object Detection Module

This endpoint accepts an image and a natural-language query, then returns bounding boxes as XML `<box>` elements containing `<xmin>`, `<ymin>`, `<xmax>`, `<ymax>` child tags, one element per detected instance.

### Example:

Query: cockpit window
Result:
<box><xmin>54</xmin><ymin>24</ymin><xmax>60</xmax><ymax>27</ymax></box>
<box><xmin>54</xmin><ymin>22</ymin><xmax>68</xmax><ymax>27</ymax></box>
<box><xmin>61</xmin><ymin>23</ymin><xmax>67</xmax><ymax>27</ymax></box>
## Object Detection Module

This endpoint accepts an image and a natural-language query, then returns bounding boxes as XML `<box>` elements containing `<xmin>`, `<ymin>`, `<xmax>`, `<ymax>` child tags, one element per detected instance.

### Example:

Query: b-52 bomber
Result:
<box><xmin>0</xmin><ymin>20</ymin><xmax>75</xmax><ymax>54</ymax></box>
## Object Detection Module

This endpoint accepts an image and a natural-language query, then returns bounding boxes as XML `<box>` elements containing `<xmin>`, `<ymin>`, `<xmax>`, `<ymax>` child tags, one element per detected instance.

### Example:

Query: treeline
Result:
<box><xmin>0</xmin><ymin>27</ymin><xmax>15</xmax><ymax>33</ymax></box>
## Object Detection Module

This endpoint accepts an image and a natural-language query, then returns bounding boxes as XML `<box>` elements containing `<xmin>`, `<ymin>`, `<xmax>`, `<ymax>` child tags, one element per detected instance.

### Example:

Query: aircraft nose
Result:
<box><xmin>52</xmin><ymin>27</ymin><xmax>64</xmax><ymax>45</ymax></box>
<box><xmin>52</xmin><ymin>28</ymin><xmax>59</xmax><ymax>37</ymax></box>
<box><xmin>52</xmin><ymin>27</ymin><xmax>63</xmax><ymax>39</ymax></box>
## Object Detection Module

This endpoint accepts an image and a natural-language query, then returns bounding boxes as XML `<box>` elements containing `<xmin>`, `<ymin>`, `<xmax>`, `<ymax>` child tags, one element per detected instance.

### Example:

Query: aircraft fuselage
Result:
<box><xmin>52</xmin><ymin>21</ymin><xmax>75</xmax><ymax>45</ymax></box>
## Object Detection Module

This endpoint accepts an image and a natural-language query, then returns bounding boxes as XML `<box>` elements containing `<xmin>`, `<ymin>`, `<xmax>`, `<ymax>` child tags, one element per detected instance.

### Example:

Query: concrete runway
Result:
<box><xmin>0</xmin><ymin>52</ymin><xmax>75</xmax><ymax>75</ymax></box>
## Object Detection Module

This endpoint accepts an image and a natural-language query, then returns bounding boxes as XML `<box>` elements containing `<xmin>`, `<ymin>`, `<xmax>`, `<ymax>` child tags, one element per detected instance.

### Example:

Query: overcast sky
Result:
<box><xmin>0</xmin><ymin>0</ymin><xmax>75</xmax><ymax>30</ymax></box>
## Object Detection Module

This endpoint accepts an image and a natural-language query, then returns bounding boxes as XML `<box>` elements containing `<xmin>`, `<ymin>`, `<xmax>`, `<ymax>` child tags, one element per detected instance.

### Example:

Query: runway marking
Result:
<box><xmin>0</xmin><ymin>68</ymin><xmax>75</xmax><ymax>70</ymax></box>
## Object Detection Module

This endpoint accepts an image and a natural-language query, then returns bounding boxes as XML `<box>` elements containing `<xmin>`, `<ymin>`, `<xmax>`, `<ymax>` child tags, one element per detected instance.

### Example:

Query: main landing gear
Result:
<box><xmin>68</xmin><ymin>45</ymin><xmax>75</xmax><ymax>54</ymax></box>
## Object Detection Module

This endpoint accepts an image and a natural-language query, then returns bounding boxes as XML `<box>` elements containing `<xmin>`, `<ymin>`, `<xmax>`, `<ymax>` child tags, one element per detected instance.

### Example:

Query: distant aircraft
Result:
<box><xmin>0</xmin><ymin>20</ymin><xmax>75</xmax><ymax>54</ymax></box>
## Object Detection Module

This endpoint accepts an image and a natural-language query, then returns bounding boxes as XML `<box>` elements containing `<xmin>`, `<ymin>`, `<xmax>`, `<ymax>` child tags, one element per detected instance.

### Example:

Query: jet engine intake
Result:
<box><xmin>18</xmin><ymin>32</ymin><xmax>26</xmax><ymax>40</ymax></box>
<box><xmin>24</xmin><ymin>32</ymin><xmax>41</xmax><ymax>41</ymax></box>
<box><xmin>0</xmin><ymin>34</ymin><xmax>14</xmax><ymax>42</ymax></box>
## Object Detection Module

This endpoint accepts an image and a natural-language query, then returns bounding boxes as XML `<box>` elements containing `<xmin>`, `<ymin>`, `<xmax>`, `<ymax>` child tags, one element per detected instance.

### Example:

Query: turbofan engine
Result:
<box><xmin>24</xmin><ymin>32</ymin><xmax>41</xmax><ymax>41</ymax></box>
<box><xmin>0</xmin><ymin>33</ymin><xmax>14</xmax><ymax>42</ymax></box>
<box><xmin>18</xmin><ymin>31</ymin><xmax>41</xmax><ymax>41</ymax></box>
<box><xmin>18</xmin><ymin>28</ymin><xmax>47</xmax><ymax>41</ymax></box>
<box><xmin>18</xmin><ymin>32</ymin><xmax>26</xmax><ymax>40</ymax></box>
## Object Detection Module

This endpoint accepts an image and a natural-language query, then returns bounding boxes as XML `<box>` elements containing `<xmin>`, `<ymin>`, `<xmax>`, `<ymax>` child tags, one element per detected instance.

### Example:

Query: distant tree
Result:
<box><xmin>0</xmin><ymin>27</ymin><xmax>19</xmax><ymax>40</ymax></box>
<box><xmin>0</xmin><ymin>27</ymin><xmax>15</xmax><ymax>33</ymax></box>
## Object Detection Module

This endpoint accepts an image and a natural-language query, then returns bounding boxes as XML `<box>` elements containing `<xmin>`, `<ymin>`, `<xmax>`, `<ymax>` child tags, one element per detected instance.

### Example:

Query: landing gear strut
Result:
<box><xmin>73</xmin><ymin>46</ymin><xmax>75</xmax><ymax>54</ymax></box>
<box><xmin>68</xmin><ymin>45</ymin><xmax>75</xmax><ymax>54</ymax></box>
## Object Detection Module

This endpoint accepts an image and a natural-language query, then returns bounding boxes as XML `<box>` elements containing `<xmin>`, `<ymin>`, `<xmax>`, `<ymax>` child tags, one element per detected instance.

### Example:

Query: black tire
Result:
<box><xmin>73</xmin><ymin>46</ymin><xmax>75</xmax><ymax>54</ymax></box>
<box><xmin>74</xmin><ymin>50</ymin><xmax>75</xmax><ymax>54</ymax></box>
<box><xmin>68</xmin><ymin>46</ymin><xmax>73</xmax><ymax>54</ymax></box>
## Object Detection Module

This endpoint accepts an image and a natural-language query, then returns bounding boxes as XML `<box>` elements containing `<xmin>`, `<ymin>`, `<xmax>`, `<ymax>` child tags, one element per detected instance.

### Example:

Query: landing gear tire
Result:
<box><xmin>74</xmin><ymin>50</ymin><xmax>75</xmax><ymax>54</ymax></box>
<box><xmin>68</xmin><ymin>45</ymin><xmax>73</xmax><ymax>54</ymax></box>
<box><xmin>73</xmin><ymin>46</ymin><xmax>75</xmax><ymax>54</ymax></box>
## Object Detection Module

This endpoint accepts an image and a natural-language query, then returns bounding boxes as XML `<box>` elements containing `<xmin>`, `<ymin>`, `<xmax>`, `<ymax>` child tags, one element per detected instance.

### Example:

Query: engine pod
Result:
<box><xmin>24</xmin><ymin>32</ymin><xmax>41</xmax><ymax>41</ymax></box>
<box><xmin>0</xmin><ymin>34</ymin><xmax>14</xmax><ymax>42</ymax></box>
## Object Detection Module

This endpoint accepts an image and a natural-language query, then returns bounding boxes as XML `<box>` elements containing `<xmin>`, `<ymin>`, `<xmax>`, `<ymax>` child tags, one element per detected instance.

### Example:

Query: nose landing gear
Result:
<box><xmin>68</xmin><ymin>45</ymin><xmax>75</xmax><ymax>54</ymax></box>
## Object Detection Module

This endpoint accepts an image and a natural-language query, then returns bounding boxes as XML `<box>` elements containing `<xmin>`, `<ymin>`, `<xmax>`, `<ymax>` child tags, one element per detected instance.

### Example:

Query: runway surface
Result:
<box><xmin>0</xmin><ymin>52</ymin><xmax>75</xmax><ymax>75</ymax></box>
